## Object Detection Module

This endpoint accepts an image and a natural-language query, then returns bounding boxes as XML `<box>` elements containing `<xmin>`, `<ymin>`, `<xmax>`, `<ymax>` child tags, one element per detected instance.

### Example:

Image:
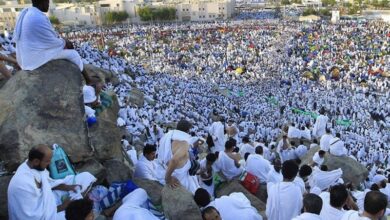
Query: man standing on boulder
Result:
<box><xmin>12</xmin><ymin>0</ymin><xmax>90</xmax><ymax>81</ymax></box>
<box><xmin>156</xmin><ymin>119</ymin><xmax>200</xmax><ymax>194</ymax></box>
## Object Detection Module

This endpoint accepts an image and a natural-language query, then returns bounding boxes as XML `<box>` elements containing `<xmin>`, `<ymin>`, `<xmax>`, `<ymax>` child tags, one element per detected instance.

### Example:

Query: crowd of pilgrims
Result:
<box><xmin>65</xmin><ymin>19</ymin><xmax>390</xmax><ymax>164</ymax></box>
<box><xmin>2</xmin><ymin>16</ymin><xmax>390</xmax><ymax>220</ymax></box>
<box><xmin>64</xmin><ymin>19</ymin><xmax>390</xmax><ymax>219</ymax></box>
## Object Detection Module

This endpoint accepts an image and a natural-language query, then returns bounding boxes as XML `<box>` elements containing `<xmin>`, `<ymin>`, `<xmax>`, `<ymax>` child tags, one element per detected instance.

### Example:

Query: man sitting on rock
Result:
<box><xmin>134</xmin><ymin>144</ymin><xmax>158</xmax><ymax>181</ymax></box>
<box><xmin>213</xmin><ymin>138</ymin><xmax>243</xmax><ymax>181</ymax></box>
<box><xmin>266</xmin><ymin>160</ymin><xmax>303</xmax><ymax>220</ymax></box>
<box><xmin>329</xmin><ymin>133</ymin><xmax>347</xmax><ymax>157</ymax></box>
<box><xmin>8</xmin><ymin>145</ymin><xmax>96</xmax><ymax>220</ymax></box>
<box><xmin>156</xmin><ymin>119</ymin><xmax>200</xmax><ymax>194</ymax></box>
<box><xmin>194</xmin><ymin>188</ymin><xmax>263</xmax><ymax>220</ymax></box>
<box><xmin>245</xmin><ymin>146</ymin><xmax>271</xmax><ymax>184</ymax></box>
<box><xmin>12</xmin><ymin>0</ymin><xmax>90</xmax><ymax>81</ymax></box>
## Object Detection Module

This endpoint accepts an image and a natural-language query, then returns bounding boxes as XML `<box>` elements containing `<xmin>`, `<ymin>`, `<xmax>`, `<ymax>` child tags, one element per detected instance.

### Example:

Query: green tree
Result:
<box><xmin>321</xmin><ymin>0</ymin><xmax>336</xmax><ymax>6</ymax></box>
<box><xmin>302</xmin><ymin>7</ymin><xmax>318</xmax><ymax>16</ymax></box>
<box><xmin>138</xmin><ymin>7</ymin><xmax>176</xmax><ymax>21</ymax></box>
<box><xmin>104</xmin><ymin>11</ymin><xmax>129</xmax><ymax>24</ymax></box>
<box><xmin>138</xmin><ymin>7</ymin><xmax>153</xmax><ymax>21</ymax></box>
<box><xmin>49</xmin><ymin>15</ymin><xmax>60</xmax><ymax>25</ymax></box>
<box><xmin>381</xmin><ymin>0</ymin><xmax>389</xmax><ymax>7</ymax></box>
<box><xmin>372</xmin><ymin>0</ymin><xmax>379</xmax><ymax>8</ymax></box>
<box><xmin>281</xmin><ymin>0</ymin><xmax>291</xmax><ymax>5</ymax></box>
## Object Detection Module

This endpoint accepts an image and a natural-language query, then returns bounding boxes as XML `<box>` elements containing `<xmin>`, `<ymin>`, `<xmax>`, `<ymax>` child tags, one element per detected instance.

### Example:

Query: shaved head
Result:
<box><xmin>28</xmin><ymin>144</ymin><xmax>52</xmax><ymax>171</ymax></box>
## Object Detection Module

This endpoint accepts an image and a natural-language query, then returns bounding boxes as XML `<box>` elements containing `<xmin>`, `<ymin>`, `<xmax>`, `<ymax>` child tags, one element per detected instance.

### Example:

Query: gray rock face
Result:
<box><xmin>88</xmin><ymin>92</ymin><xmax>123</xmax><ymax>161</ymax></box>
<box><xmin>84</xmin><ymin>64</ymin><xmax>120</xmax><ymax>86</ymax></box>
<box><xmin>0</xmin><ymin>60</ymin><xmax>91</xmax><ymax>172</ymax></box>
<box><xmin>0</xmin><ymin>175</ymin><xmax>12</xmax><ymax>219</ymax></box>
<box><xmin>162</xmin><ymin>186</ymin><xmax>202</xmax><ymax>220</ymax></box>
<box><xmin>103</xmin><ymin>159</ymin><xmax>133</xmax><ymax>185</ymax></box>
<box><xmin>127</xmin><ymin>88</ymin><xmax>144</xmax><ymax>107</ymax></box>
<box><xmin>133</xmin><ymin>178</ymin><xmax>163</xmax><ymax>205</ymax></box>
<box><xmin>216</xmin><ymin>180</ymin><xmax>266</xmax><ymax>217</ymax></box>
<box><xmin>76</xmin><ymin>158</ymin><xmax>107</xmax><ymax>184</ymax></box>
<box><xmin>301</xmin><ymin>146</ymin><xmax>368</xmax><ymax>186</ymax></box>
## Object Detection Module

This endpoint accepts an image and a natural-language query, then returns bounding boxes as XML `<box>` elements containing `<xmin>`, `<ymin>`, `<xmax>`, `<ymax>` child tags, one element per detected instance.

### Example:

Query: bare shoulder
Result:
<box><xmin>172</xmin><ymin>140</ymin><xmax>189</xmax><ymax>155</ymax></box>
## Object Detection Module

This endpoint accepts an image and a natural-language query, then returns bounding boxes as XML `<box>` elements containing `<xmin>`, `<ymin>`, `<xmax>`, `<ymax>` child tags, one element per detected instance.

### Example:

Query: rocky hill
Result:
<box><xmin>0</xmin><ymin>60</ymin><xmax>130</xmax><ymax>218</ymax></box>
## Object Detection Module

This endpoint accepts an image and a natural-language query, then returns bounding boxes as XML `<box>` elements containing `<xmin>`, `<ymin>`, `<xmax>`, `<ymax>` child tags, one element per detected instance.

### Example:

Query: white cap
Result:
<box><xmin>83</xmin><ymin>85</ymin><xmax>97</xmax><ymax>104</ymax></box>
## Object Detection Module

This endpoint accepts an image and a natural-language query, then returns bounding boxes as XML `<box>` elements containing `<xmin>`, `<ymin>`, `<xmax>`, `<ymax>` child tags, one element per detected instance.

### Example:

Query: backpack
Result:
<box><xmin>49</xmin><ymin>144</ymin><xmax>76</xmax><ymax>179</ymax></box>
<box><xmin>240</xmin><ymin>171</ymin><xmax>260</xmax><ymax>194</ymax></box>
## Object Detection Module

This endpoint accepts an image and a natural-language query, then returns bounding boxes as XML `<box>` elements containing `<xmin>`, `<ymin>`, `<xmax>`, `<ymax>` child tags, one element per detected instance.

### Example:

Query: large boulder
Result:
<box><xmin>76</xmin><ymin>158</ymin><xmax>107</xmax><ymax>184</ymax></box>
<box><xmin>0</xmin><ymin>175</ymin><xmax>12</xmax><ymax>219</ymax></box>
<box><xmin>102</xmin><ymin>159</ymin><xmax>133</xmax><ymax>184</ymax></box>
<box><xmin>216</xmin><ymin>180</ymin><xmax>266</xmax><ymax>218</ymax></box>
<box><xmin>162</xmin><ymin>186</ymin><xmax>202</xmax><ymax>220</ymax></box>
<box><xmin>0</xmin><ymin>60</ymin><xmax>91</xmax><ymax>172</ymax></box>
<box><xmin>133</xmin><ymin>178</ymin><xmax>163</xmax><ymax>205</ymax></box>
<box><xmin>127</xmin><ymin>87</ymin><xmax>144</xmax><ymax>107</ymax></box>
<box><xmin>84</xmin><ymin>64</ymin><xmax>119</xmax><ymax>86</ymax></box>
<box><xmin>88</xmin><ymin>92</ymin><xmax>124</xmax><ymax>161</ymax></box>
<box><xmin>301</xmin><ymin>146</ymin><xmax>368</xmax><ymax>186</ymax></box>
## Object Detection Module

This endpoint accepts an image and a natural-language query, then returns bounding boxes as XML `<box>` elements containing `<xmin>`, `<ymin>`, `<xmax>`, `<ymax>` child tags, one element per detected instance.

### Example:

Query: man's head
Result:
<box><xmin>143</xmin><ymin>144</ymin><xmax>157</xmax><ymax>161</ymax></box>
<box><xmin>65</xmin><ymin>199</ymin><xmax>94</xmax><ymax>220</ymax></box>
<box><xmin>32</xmin><ymin>0</ymin><xmax>50</xmax><ymax>12</ymax></box>
<box><xmin>255</xmin><ymin>146</ymin><xmax>263</xmax><ymax>155</ymax></box>
<box><xmin>242</xmin><ymin>136</ymin><xmax>250</xmax><ymax>144</ymax></box>
<box><xmin>176</xmin><ymin>119</ymin><xmax>192</xmax><ymax>133</ymax></box>
<box><xmin>329</xmin><ymin>184</ymin><xmax>349</xmax><ymax>209</ymax></box>
<box><xmin>363</xmin><ymin>191</ymin><xmax>388</xmax><ymax>218</ymax></box>
<box><xmin>202</xmin><ymin>206</ymin><xmax>222</xmax><ymax>220</ymax></box>
<box><xmin>28</xmin><ymin>145</ymin><xmax>52</xmax><ymax>171</ymax></box>
<box><xmin>318</xmin><ymin>150</ymin><xmax>326</xmax><ymax>158</ymax></box>
<box><xmin>194</xmin><ymin>188</ymin><xmax>211</xmax><ymax>207</ymax></box>
<box><xmin>299</xmin><ymin>164</ymin><xmax>312</xmax><ymax>179</ymax></box>
<box><xmin>303</xmin><ymin>193</ymin><xmax>323</xmax><ymax>214</ymax></box>
<box><xmin>206</xmin><ymin>153</ymin><xmax>217</xmax><ymax>166</ymax></box>
<box><xmin>282</xmin><ymin>160</ymin><xmax>299</xmax><ymax>181</ymax></box>
<box><xmin>273</xmin><ymin>158</ymin><xmax>282</xmax><ymax>173</ymax></box>
<box><xmin>225</xmin><ymin>138</ymin><xmax>237</xmax><ymax>151</ymax></box>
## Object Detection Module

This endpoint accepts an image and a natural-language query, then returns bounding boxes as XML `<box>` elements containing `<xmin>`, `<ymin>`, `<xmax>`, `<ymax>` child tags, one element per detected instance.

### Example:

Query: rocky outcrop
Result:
<box><xmin>162</xmin><ymin>186</ymin><xmax>202</xmax><ymax>220</ymax></box>
<box><xmin>0</xmin><ymin>175</ymin><xmax>12</xmax><ymax>220</ymax></box>
<box><xmin>103</xmin><ymin>159</ymin><xmax>133</xmax><ymax>185</ymax></box>
<box><xmin>88</xmin><ymin>91</ymin><xmax>124</xmax><ymax>161</ymax></box>
<box><xmin>301</xmin><ymin>146</ymin><xmax>368</xmax><ymax>186</ymax></box>
<box><xmin>84</xmin><ymin>64</ymin><xmax>120</xmax><ymax>86</ymax></box>
<box><xmin>133</xmin><ymin>178</ymin><xmax>163</xmax><ymax>205</ymax></box>
<box><xmin>127</xmin><ymin>87</ymin><xmax>144</xmax><ymax>107</ymax></box>
<box><xmin>0</xmin><ymin>60</ymin><xmax>91</xmax><ymax>172</ymax></box>
<box><xmin>0</xmin><ymin>60</ymin><xmax>131</xmax><ymax>218</ymax></box>
<box><xmin>76</xmin><ymin>158</ymin><xmax>107</xmax><ymax>184</ymax></box>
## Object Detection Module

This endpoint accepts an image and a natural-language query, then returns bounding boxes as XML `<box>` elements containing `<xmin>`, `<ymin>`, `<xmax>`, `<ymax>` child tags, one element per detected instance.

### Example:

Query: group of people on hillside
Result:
<box><xmin>3</xmin><ymin>0</ymin><xmax>390</xmax><ymax>218</ymax></box>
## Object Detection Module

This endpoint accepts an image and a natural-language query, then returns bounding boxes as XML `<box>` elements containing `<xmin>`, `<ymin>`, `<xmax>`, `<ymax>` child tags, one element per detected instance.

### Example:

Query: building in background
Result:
<box><xmin>0</xmin><ymin>0</ymin><xmax>29</xmax><ymax>31</ymax></box>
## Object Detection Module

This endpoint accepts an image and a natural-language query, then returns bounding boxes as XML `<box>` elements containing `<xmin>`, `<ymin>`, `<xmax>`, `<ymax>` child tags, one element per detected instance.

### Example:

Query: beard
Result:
<box><xmin>32</xmin><ymin>164</ymin><xmax>45</xmax><ymax>171</ymax></box>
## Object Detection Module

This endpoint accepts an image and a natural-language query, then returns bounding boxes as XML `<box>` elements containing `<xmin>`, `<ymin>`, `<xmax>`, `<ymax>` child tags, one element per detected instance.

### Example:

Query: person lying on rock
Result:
<box><xmin>113</xmin><ymin>188</ymin><xmax>159</xmax><ymax>220</ymax></box>
<box><xmin>8</xmin><ymin>145</ymin><xmax>96</xmax><ymax>220</ymax></box>
<box><xmin>194</xmin><ymin>188</ymin><xmax>263</xmax><ymax>220</ymax></box>
<box><xmin>202</xmin><ymin>206</ymin><xmax>222</xmax><ymax>220</ymax></box>
<box><xmin>12</xmin><ymin>0</ymin><xmax>91</xmax><ymax>82</ymax></box>
<box><xmin>156</xmin><ymin>119</ymin><xmax>200</xmax><ymax>194</ymax></box>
